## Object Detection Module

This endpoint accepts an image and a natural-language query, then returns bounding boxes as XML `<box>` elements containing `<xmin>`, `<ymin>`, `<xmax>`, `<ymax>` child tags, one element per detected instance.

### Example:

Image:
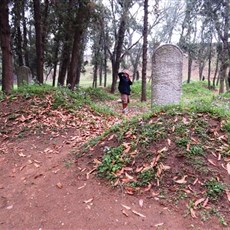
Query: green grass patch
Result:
<box><xmin>205</xmin><ymin>178</ymin><xmax>225</xmax><ymax>201</ymax></box>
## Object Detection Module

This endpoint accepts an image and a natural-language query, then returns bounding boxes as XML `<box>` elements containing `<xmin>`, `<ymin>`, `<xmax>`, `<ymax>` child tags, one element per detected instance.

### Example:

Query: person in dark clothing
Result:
<box><xmin>118</xmin><ymin>71</ymin><xmax>132</xmax><ymax>114</ymax></box>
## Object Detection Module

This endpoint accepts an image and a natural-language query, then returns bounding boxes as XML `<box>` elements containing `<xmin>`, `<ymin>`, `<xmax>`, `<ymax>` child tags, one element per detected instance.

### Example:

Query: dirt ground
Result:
<box><xmin>0</xmin><ymin>95</ymin><xmax>229</xmax><ymax>230</ymax></box>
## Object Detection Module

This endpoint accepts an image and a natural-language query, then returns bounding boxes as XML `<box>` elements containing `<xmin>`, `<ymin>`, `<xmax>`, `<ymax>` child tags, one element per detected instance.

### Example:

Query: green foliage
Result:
<box><xmin>85</xmin><ymin>87</ymin><xmax>116</xmax><ymax>101</ymax></box>
<box><xmin>137</xmin><ymin>168</ymin><xmax>155</xmax><ymax>186</ymax></box>
<box><xmin>15</xmin><ymin>84</ymin><xmax>56</xmax><ymax>97</ymax></box>
<box><xmin>131</xmin><ymin>81</ymin><xmax>151</xmax><ymax>98</ymax></box>
<box><xmin>205</xmin><ymin>178</ymin><xmax>225</xmax><ymax>201</ymax></box>
<box><xmin>175</xmin><ymin>137</ymin><xmax>189</xmax><ymax>147</ymax></box>
<box><xmin>97</xmin><ymin>146</ymin><xmax>130</xmax><ymax>180</ymax></box>
<box><xmin>181</xmin><ymin>81</ymin><xmax>214</xmax><ymax>103</ymax></box>
<box><xmin>188</xmin><ymin>144</ymin><xmax>204</xmax><ymax>156</ymax></box>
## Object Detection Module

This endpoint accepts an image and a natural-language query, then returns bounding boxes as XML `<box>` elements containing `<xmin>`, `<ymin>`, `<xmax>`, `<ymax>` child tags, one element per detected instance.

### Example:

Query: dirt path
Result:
<box><xmin>0</xmin><ymin>99</ymin><xmax>228</xmax><ymax>230</ymax></box>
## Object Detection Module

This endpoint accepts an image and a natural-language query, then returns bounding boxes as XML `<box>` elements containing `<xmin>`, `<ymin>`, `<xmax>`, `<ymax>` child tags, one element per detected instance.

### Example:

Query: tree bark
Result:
<box><xmin>187</xmin><ymin>51</ymin><xmax>192</xmax><ymax>83</ymax></box>
<box><xmin>0</xmin><ymin>0</ymin><xmax>14</xmax><ymax>94</ymax></box>
<box><xmin>141</xmin><ymin>0</ymin><xmax>148</xmax><ymax>102</ymax></box>
<box><xmin>33</xmin><ymin>0</ymin><xmax>44</xmax><ymax>84</ymax></box>
<box><xmin>13</xmin><ymin>1</ymin><xmax>24</xmax><ymax>66</ymax></box>
<box><xmin>22</xmin><ymin>1</ymin><xmax>29</xmax><ymax>67</ymax></box>
<box><xmin>67</xmin><ymin>1</ymin><xmax>92</xmax><ymax>90</ymax></box>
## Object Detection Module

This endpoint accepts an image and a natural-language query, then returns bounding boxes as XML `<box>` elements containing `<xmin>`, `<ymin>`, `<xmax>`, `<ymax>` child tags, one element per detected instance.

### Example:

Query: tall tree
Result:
<box><xmin>67</xmin><ymin>1</ymin><xmax>94</xmax><ymax>90</ymax></box>
<box><xmin>33</xmin><ymin>0</ymin><xmax>44</xmax><ymax>84</ymax></box>
<box><xmin>0</xmin><ymin>0</ymin><xmax>14</xmax><ymax>94</ymax></box>
<box><xmin>58</xmin><ymin>0</ymin><xmax>74</xmax><ymax>86</ymax></box>
<box><xmin>141</xmin><ymin>0</ymin><xmax>148</xmax><ymax>101</ymax></box>
<box><xmin>107</xmin><ymin>0</ymin><xmax>134</xmax><ymax>93</ymax></box>
<box><xmin>199</xmin><ymin>0</ymin><xmax>230</xmax><ymax>93</ymax></box>
<box><xmin>33</xmin><ymin>0</ymin><xmax>49</xmax><ymax>84</ymax></box>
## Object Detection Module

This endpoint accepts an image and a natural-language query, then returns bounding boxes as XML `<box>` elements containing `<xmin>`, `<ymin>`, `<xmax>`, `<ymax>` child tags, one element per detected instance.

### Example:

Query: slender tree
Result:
<box><xmin>141</xmin><ymin>0</ymin><xmax>148</xmax><ymax>101</ymax></box>
<box><xmin>67</xmin><ymin>1</ymin><xmax>94</xmax><ymax>90</ymax></box>
<box><xmin>33</xmin><ymin>0</ymin><xmax>44</xmax><ymax>84</ymax></box>
<box><xmin>0</xmin><ymin>0</ymin><xmax>14</xmax><ymax>94</ymax></box>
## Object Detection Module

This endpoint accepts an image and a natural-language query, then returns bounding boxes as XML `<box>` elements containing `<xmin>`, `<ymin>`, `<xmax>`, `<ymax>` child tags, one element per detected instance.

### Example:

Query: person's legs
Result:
<box><xmin>121</xmin><ymin>94</ymin><xmax>128</xmax><ymax>114</ymax></box>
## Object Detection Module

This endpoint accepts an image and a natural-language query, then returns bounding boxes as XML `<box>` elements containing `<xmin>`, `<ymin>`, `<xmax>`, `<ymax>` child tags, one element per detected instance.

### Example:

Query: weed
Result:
<box><xmin>137</xmin><ymin>168</ymin><xmax>155</xmax><ymax>186</ymax></box>
<box><xmin>97</xmin><ymin>145</ymin><xmax>129</xmax><ymax>180</ymax></box>
<box><xmin>188</xmin><ymin>144</ymin><xmax>204</xmax><ymax>156</ymax></box>
<box><xmin>174</xmin><ymin>191</ymin><xmax>188</xmax><ymax>204</ymax></box>
<box><xmin>64</xmin><ymin>159</ymin><xmax>73</xmax><ymax>168</ymax></box>
<box><xmin>210</xmin><ymin>208</ymin><xmax>228</xmax><ymax>226</ymax></box>
<box><xmin>175</xmin><ymin>137</ymin><xmax>189</xmax><ymax>148</ymax></box>
<box><xmin>174</xmin><ymin>122</ymin><xmax>188</xmax><ymax>135</ymax></box>
<box><xmin>205</xmin><ymin>178</ymin><xmax>225</xmax><ymax>201</ymax></box>
<box><xmin>189</xmin><ymin>157</ymin><xmax>209</xmax><ymax>174</ymax></box>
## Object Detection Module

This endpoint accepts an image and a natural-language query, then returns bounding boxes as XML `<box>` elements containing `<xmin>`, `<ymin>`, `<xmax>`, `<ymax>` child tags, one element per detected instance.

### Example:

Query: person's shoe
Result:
<box><xmin>123</xmin><ymin>108</ymin><xmax>128</xmax><ymax>114</ymax></box>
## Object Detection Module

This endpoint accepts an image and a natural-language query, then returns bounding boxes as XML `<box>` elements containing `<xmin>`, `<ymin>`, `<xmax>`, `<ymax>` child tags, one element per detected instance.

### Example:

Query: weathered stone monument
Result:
<box><xmin>16</xmin><ymin>66</ymin><xmax>32</xmax><ymax>87</ymax></box>
<box><xmin>151</xmin><ymin>44</ymin><xmax>183</xmax><ymax>106</ymax></box>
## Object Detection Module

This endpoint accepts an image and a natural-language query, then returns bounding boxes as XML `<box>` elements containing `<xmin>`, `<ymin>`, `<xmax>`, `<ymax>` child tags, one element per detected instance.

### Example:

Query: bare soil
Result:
<box><xmin>0</xmin><ymin>94</ymin><xmax>229</xmax><ymax>230</ymax></box>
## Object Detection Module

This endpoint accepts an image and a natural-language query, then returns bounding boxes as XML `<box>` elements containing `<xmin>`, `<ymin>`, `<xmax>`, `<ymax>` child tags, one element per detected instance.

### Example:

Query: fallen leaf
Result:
<box><xmin>186</xmin><ymin>143</ymin><xmax>190</xmax><ymax>151</ymax></box>
<box><xmin>123</xmin><ymin>142</ymin><xmax>131</xmax><ymax>153</ymax></box>
<box><xmin>155</xmin><ymin>223</ymin><xmax>164</xmax><ymax>227</ymax></box>
<box><xmin>122</xmin><ymin>210</ymin><xmax>129</xmax><ymax>217</ymax></box>
<box><xmin>33</xmin><ymin>163</ymin><xmax>40</xmax><ymax>168</ymax></box>
<box><xmin>158</xmin><ymin>147</ymin><xmax>168</xmax><ymax>153</ymax></box>
<box><xmin>226</xmin><ymin>163</ymin><xmax>230</xmax><ymax>175</ymax></box>
<box><xmin>183</xmin><ymin>117</ymin><xmax>189</xmax><ymax>124</ymax></box>
<box><xmin>108</xmin><ymin>134</ymin><xmax>115</xmax><ymax>140</ymax></box>
<box><xmin>144</xmin><ymin>184</ymin><xmax>152</xmax><ymax>192</ymax></box>
<box><xmin>218</xmin><ymin>153</ymin><xmax>221</xmax><ymax>161</ymax></box>
<box><xmin>202</xmin><ymin>197</ymin><xmax>209</xmax><ymax>207</ymax></box>
<box><xmin>121</xmin><ymin>204</ymin><xmax>131</xmax><ymax>210</ymax></box>
<box><xmin>152</xmin><ymin>191</ymin><xmax>160</xmax><ymax>197</ymax></box>
<box><xmin>226</xmin><ymin>190</ymin><xmax>230</xmax><ymax>202</ymax></box>
<box><xmin>93</xmin><ymin>159</ymin><xmax>102</xmax><ymax>165</ymax></box>
<box><xmin>83</xmin><ymin>198</ymin><xmax>93</xmax><ymax>204</ymax></box>
<box><xmin>135</xmin><ymin>166</ymin><xmax>143</xmax><ymax>173</ymax></box>
<box><xmin>190</xmin><ymin>208</ymin><xmax>197</xmax><ymax>218</ymax></box>
<box><xmin>125</xmin><ymin>172</ymin><xmax>134</xmax><ymax>180</ymax></box>
<box><xmin>175</xmin><ymin>175</ymin><xmax>188</xmax><ymax>184</ymax></box>
<box><xmin>139</xmin><ymin>199</ymin><xmax>144</xmax><ymax>208</ymax></box>
<box><xmin>78</xmin><ymin>183</ymin><xmax>86</xmax><ymax>190</ymax></box>
<box><xmin>56</xmin><ymin>182</ymin><xmax>63</xmax><ymax>189</ymax></box>
<box><xmin>125</xmin><ymin>187</ymin><xmax>135</xmax><ymax>195</ymax></box>
<box><xmin>167</xmin><ymin>139</ymin><xmax>171</xmax><ymax>146</ymax></box>
<box><xmin>208</xmin><ymin>159</ymin><xmax>216</xmax><ymax>166</ymax></box>
<box><xmin>86</xmin><ymin>168</ymin><xmax>96</xmax><ymax>179</ymax></box>
<box><xmin>132</xmin><ymin>210</ymin><xmax>146</xmax><ymax>218</ymax></box>
<box><xmin>193</xmin><ymin>178</ymin><xmax>199</xmax><ymax>185</ymax></box>
<box><xmin>19</xmin><ymin>165</ymin><xmax>26</xmax><ymax>171</ymax></box>
<box><xmin>194</xmin><ymin>198</ymin><xmax>205</xmax><ymax>208</ymax></box>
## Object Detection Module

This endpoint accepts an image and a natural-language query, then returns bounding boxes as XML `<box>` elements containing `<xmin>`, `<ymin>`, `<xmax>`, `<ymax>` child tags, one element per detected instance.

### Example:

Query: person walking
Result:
<box><xmin>118</xmin><ymin>70</ymin><xmax>132</xmax><ymax>114</ymax></box>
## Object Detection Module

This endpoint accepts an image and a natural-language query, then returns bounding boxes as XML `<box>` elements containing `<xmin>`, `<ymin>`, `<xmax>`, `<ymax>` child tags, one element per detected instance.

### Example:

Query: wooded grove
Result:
<box><xmin>0</xmin><ymin>0</ymin><xmax>229</xmax><ymax>95</ymax></box>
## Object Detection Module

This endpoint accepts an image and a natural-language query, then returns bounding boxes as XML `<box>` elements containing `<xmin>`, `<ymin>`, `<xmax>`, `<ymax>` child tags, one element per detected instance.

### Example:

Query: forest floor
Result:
<box><xmin>0</xmin><ymin>93</ymin><xmax>230</xmax><ymax>230</ymax></box>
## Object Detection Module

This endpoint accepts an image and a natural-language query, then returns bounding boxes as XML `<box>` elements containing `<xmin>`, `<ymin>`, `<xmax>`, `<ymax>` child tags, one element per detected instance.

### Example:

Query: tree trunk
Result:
<box><xmin>198</xmin><ymin>61</ymin><xmax>205</xmax><ymax>81</ymax></box>
<box><xmin>33</xmin><ymin>0</ymin><xmax>44</xmax><ymax>84</ymax></box>
<box><xmin>57</xmin><ymin>0</ymin><xmax>73</xmax><ymax>86</ymax></box>
<box><xmin>187</xmin><ymin>51</ymin><xmax>192</xmax><ymax>83</ymax></box>
<box><xmin>141</xmin><ymin>0</ymin><xmax>148</xmax><ymax>101</ymax></box>
<box><xmin>13</xmin><ymin>1</ymin><xmax>24</xmax><ymax>66</ymax></box>
<box><xmin>0</xmin><ymin>0</ymin><xmax>14</xmax><ymax>94</ymax></box>
<box><xmin>207</xmin><ymin>42</ymin><xmax>212</xmax><ymax>89</ymax></box>
<box><xmin>212</xmin><ymin>51</ymin><xmax>220</xmax><ymax>88</ymax></box>
<box><xmin>110</xmin><ymin>9</ymin><xmax>129</xmax><ymax>93</ymax></box>
<box><xmin>103</xmin><ymin>36</ymin><xmax>108</xmax><ymax>88</ymax></box>
<box><xmin>68</xmin><ymin>1</ymin><xmax>91</xmax><ymax>90</ymax></box>
<box><xmin>22</xmin><ymin>1</ymin><xmax>29</xmax><ymax>67</ymax></box>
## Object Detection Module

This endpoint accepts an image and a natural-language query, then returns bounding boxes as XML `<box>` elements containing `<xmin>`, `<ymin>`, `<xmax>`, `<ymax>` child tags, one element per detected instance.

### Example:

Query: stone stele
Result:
<box><xmin>151</xmin><ymin>44</ymin><xmax>183</xmax><ymax>106</ymax></box>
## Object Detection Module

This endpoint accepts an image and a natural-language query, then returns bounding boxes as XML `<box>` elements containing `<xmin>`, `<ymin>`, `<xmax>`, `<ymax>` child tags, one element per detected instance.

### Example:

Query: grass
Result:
<box><xmin>205</xmin><ymin>178</ymin><xmax>225</xmax><ymax>201</ymax></box>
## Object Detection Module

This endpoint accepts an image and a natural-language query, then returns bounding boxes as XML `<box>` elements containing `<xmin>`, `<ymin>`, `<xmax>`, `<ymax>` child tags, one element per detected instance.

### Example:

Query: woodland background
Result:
<box><xmin>0</xmin><ymin>0</ymin><xmax>229</xmax><ymax>99</ymax></box>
